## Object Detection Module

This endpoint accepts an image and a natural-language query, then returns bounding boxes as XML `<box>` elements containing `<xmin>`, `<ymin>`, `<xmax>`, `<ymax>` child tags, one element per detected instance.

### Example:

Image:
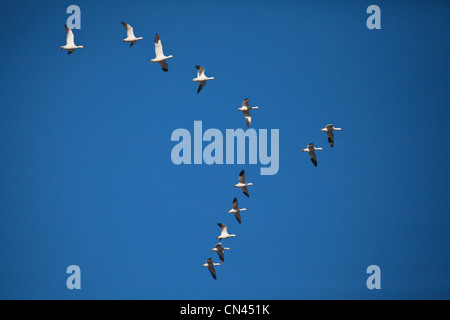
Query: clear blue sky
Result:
<box><xmin>0</xmin><ymin>0</ymin><xmax>449</xmax><ymax>299</ymax></box>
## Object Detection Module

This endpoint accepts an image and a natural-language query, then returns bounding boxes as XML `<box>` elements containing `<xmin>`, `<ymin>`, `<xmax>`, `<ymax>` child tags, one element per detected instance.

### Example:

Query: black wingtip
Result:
<box><xmin>244</xmin><ymin>192</ymin><xmax>249</xmax><ymax>198</ymax></box>
<box><xmin>239</xmin><ymin>169</ymin><xmax>245</xmax><ymax>176</ymax></box>
<box><xmin>311</xmin><ymin>159</ymin><xmax>318</xmax><ymax>167</ymax></box>
<box><xmin>162</xmin><ymin>67</ymin><xmax>168</xmax><ymax>72</ymax></box>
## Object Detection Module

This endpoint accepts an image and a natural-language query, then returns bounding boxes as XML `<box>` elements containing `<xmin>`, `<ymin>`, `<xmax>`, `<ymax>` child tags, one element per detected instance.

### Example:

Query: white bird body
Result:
<box><xmin>61</xmin><ymin>25</ymin><xmax>84</xmax><ymax>54</ymax></box>
<box><xmin>217</xmin><ymin>223</ymin><xmax>236</xmax><ymax>240</ymax></box>
<box><xmin>151</xmin><ymin>33</ymin><xmax>173</xmax><ymax>72</ymax></box>
<box><xmin>302</xmin><ymin>143</ymin><xmax>323</xmax><ymax>167</ymax></box>
<box><xmin>237</xmin><ymin>98</ymin><xmax>259</xmax><ymax>127</ymax></box>
<box><xmin>193</xmin><ymin>65</ymin><xmax>215</xmax><ymax>93</ymax></box>
<box><xmin>227</xmin><ymin>197</ymin><xmax>247</xmax><ymax>224</ymax></box>
<box><xmin>202</xmin><ymin>257</ymin><xmax>220</xmax><ymax>280</ymax></box>
<box><xmin>211</xmin><ymin>243</ymin><xmax>230</xmax><ymax>264</ymax></box>
<box><xmin>121</xmin><ymin>22</ymin><xmax>143</xmax><ymax>47</ymax></box>
<box><xmin>233</xmin><ymin>170</ymin><xmax>253</xmax><ymax>197</ymax></box>
<box><xmin>321</xmin><ymin>124</ymin><xmax>342</xmax><ymax>147</ymax></box>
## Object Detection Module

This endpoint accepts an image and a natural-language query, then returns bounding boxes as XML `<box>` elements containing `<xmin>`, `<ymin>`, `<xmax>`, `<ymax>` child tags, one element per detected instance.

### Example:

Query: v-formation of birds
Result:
<box><xmin>60</xmin><ymin>22</ymin><xmax>342</xmax><ymax>280</ymax></box>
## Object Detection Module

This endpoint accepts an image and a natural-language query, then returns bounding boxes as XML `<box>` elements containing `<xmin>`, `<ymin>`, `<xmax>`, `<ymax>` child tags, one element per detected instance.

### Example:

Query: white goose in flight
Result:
<box><xmin>193</xmin><ymin>65</ymin><xmax>215</xmax><ymax>93</ymax></box>
<box><xmin>61</xmin><ymin>25</ymin><xmax>84</xmax><ymax>54</ymax></box>
<box><xmin>321</xmin><ymin>124</ymin><xmax>342</xmax><ymax>148</ymax></box>
<box><xmin>238</xmin><ymin>98</ymin><xmax>259</xmax><ymax>127</ymax></box>
<box><xmin>227</xmin><ymin>197</ymin><xmax>247</xmax><ymax>224</ymax></box>
<box><xmin>151</xmin><ymin>33</ymin><xmax>173</xmax><ymax>72</ymax></box>
<box><xmin>234</xmin><ymin>170</ymin><xmax>253</xmax><ymax>197</ymax></box>
<box><xmin>121</xmin><ymin>22</ymin><xmax>143</xmax><ymax>47</ymax></box>
<box><xmin>211</xmin><ymin>243</ymin><xmax>230</xmax><ymax>264</ymax></box>
<box><xmin>202</xmin><ymin>257</ymin><xmax>220</xmax><ymax>280</ymax></box>
<box><xmin>302</xmin><ymin>143</ymin><xmax>323</xmax><ymax>167</ymax></box>
<box><xmin>217</xmin><ymin>223</ymin><xmax>236</xmax><ymax>240</ymax></box>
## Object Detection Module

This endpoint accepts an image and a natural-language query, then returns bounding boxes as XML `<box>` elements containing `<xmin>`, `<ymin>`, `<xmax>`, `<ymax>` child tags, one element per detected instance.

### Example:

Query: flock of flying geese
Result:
<box><xmin>202</xmin><ymin>169</ymin><xmax>253</xmax><ymax>280</ymax></box>
<box><xmin>60</xmin><ymin>22</ymin><xmax>343</xmax><ymax>279</ymax></box>
<box><xmin>61</xmin><ymin>22</ymin><xmax>259</xmax><ymax>124</ymax></box>
<box><xmin>202</xmin><ymin>125</ymin><xmax>342</xmax><ymax>280</ymax></box>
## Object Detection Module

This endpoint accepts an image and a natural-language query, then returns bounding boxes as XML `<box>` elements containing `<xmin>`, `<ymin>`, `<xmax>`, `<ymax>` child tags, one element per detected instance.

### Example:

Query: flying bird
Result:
<box><xmin>234</xmin><ymin>170</ymin><xmax>253</xmax><ymax>197</ymax></box>
<box><xmin>121</xmin><ymin>21</ymin><xmax>143</xmax><ymax>47</ymax></box>
<box><xmin>193</xmin><ymin>65</ymin><xmax>215</xmax><ymax>93</ymax></box>
<box><xmin>150</xmin><ymin>33</ymin><xmax>173</xmax><ymax>72</ymax></box>
<box><xmin>202</xmin><ymin>257</ymin><xmax>220</xmax><ymax>280</ymax></box>
<box><xmin>237</xmin><ymin>98</ymin><xmax>259</xmax><ymax>127</ymax></box>
<box><xmin>302</xmin><ymin>143</ymin><xmax>323</xmax><ymax>167</ymax></box>
<box><xmin>211</xmin><ymin>243</ymin><xmax>230</xmax><ymax>264</ymax></box>
<box><xmin>321</xmin><ymin>124</ymin><xmax>342</xmax><ymax>148</ymax></box>
<box><xmin>61</xmin><ymin>24</ymin><xmax>84</xmax><ymax>54</ymax></box>
<box><xmin>217</xmin><ymin>223</ymin><xmax>237</xmax><ymax>240</ymax></box>
<box><xmin>227</xmin><ymin>197</ymin><xmax>247</xmax><ymax>224</ymax></box>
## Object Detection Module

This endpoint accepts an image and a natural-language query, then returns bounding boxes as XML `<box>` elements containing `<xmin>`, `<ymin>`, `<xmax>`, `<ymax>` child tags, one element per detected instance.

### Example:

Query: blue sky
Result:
<box><xmin>0</xmin><ymin>0</ymin><xmax>449</xmax><ymax>299</ymax></box>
